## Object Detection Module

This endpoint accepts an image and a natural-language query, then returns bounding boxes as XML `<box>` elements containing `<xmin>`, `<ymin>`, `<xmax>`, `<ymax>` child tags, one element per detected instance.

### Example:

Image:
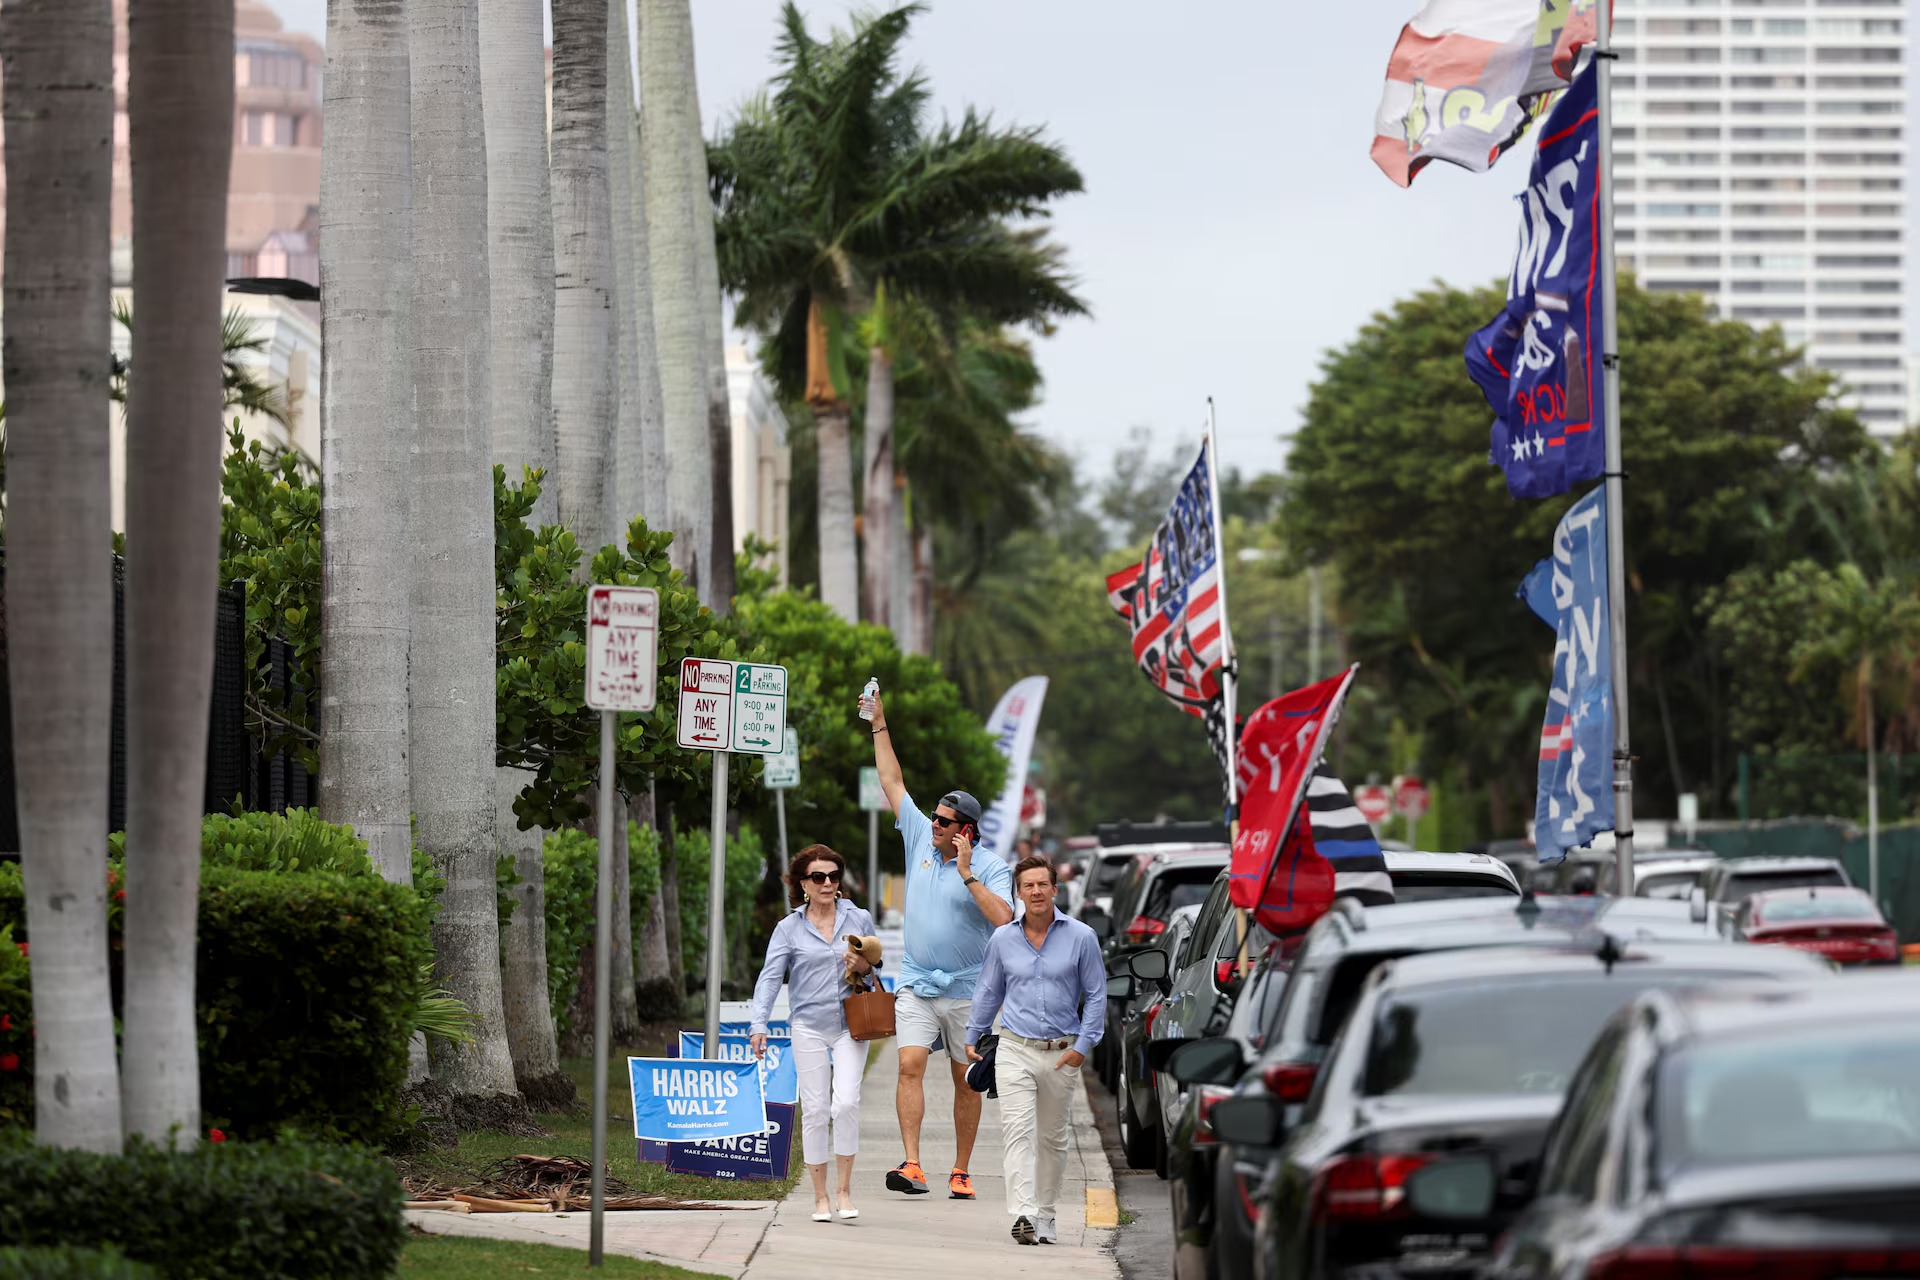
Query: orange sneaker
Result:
<box><xmin>949</xmin><ymin>1169</ymin><xmax>976</xmax><ymax>1199</ymax></box>
<box><xmin>886</xmin><ymin>1160</ymin><xmax>929</xmax><ymax>1195</ymax></box>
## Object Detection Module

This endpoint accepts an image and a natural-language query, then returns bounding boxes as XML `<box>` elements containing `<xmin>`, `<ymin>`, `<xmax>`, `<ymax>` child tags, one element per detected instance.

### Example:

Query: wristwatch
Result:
<box><xmin>962</xmin><ymin>875</ymin><xmax>980</xmax><ymax>888</ymax></box>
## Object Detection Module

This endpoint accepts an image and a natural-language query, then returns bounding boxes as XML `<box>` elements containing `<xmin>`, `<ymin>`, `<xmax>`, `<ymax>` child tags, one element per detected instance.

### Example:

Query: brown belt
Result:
<box><xmin>1000</xmin><ymin>1031</ymin><xmax>1075</xmax><ymax>1051</ymax></box>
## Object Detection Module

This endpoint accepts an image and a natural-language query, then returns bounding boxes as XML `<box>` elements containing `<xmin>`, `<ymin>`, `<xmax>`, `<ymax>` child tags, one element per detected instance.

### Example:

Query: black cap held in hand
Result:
<box><xmin>940</xmin><ymin>791</ymin><xmax>983</xmax><ymax>823</ymax></box>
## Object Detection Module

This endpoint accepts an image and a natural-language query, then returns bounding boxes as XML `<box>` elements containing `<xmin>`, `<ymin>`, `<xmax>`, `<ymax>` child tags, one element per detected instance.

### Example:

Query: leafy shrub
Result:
<box><xmin>0</xmin><ymin>1245</ymin><xmax>156</xmax><ymax>1280</ymax></box>
<box><xmin>542</xmin><ymin>821</ymin><xmax>664</xmax><ymax>1041</ymax></box>
<box><xmin>0</xmin><ymin>1134</ymin><xmax>404</xmax><ymax>1280</ymax></box>
<box><xmin>197</xmin><ymin>867</ymin><xmax>432</xmax><ymax>1143</ymax></box>
<box><xmin>0</xmin><ymin>1246</ymin><xmax>156</xmax><ymax>1280</ymax></box>
<box><xmin>672</xmin><ymin>823</ymin><xmax>765</xmax><ymax>983</ymax></box>
<box><xmin>0</xmin><ymin>926</ymin><xmax>29</xmax><ymax>1130</ymax></box>
<box><xmin>197</xmin><ymin>808</ymin><xmax>374</xmax><ymax>876</ymax></box>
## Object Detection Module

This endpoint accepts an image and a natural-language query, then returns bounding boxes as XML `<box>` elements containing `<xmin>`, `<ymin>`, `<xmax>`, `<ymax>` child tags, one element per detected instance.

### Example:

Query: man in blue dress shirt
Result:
<box><xmin>868</xmin><ymin>691</ymin><xmax>1015</xmax><ymax>1201</ymax></box>
<box><xmin>966</xmin><ymin>854</ymin><xmax>1106</xmax><ymax>1246</ymax></box>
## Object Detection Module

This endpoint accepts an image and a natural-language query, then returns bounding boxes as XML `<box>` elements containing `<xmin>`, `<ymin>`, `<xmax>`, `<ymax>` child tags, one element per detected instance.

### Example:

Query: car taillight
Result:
<box><xmin>1310</xmin><ymin>1153</ymin><xmax>1432</xmax><ymax>1222</ymax></box>
<box><xmin>1192</xmin><ymin>1085</ymin><xmax>1232</xmax><ymax>1146</ymax></box>
<box><xmin>1262</xmin><ymin>1060</ymin><xmax>1317</xmax><ymax>1102</ymax></box>
<box><xmin>1125</xmin><ymin>916</ymin><xmax>1166</xmax><ymax>939</ymax></box>
<box><xmin>1215</xmin><ymin>958</ymin><xmax>1238</xmax><ymax>987</ymax></box>
<box><xmin>1588</xmin><ymin>1247</ymin><xmax>1920</xmax><ymax>1279</ymax></box>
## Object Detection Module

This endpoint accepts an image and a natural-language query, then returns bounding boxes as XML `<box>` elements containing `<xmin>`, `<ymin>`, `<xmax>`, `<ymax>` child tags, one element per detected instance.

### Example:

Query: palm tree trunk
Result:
<box><xmin>120</xmin><ymin>0</ymin><xmax>232</xmax><ymax>1147</ymax></box>
<box><xmin>861</xmin><ymin>348</ymin><xmax>893</xmax><ymax>629</ymax></box>
<box><xmin>681</xmin><ymin>63</ymin><xmax>735</xmax><ymax>613</ymax></box>
<box><xmin>481</xmin><ymin>0</ymin><xmax>561</xmax><ymax>1090</ymax></box>
<box><xmin>912</xmin><ymin>520</ymin><xmax>935</xmax><ymax>657</ymax></box>
<box><xmin>605</xmin><ymin>0</ymin><xmax>641</xmax><ymax>539</ymax></box>
<box><xmin>411</xmin><ymin>0</ymin><xmax>519</xmax><ymax>1103</ymax></box>
<box><xmin>319</xmin><ymin>0</ymin><xmax>416</xmax><ymax>884</ymax></box>
<box><xmin>660</xmin><ymin>800</ymin><xmax>685</xmax><ymax>996</ymax></box>
<box><xmin>816</xmin><ymin>404</ymin><xmax>860</xmax><ymax>622</ymax></box>
<box><xmin>632</xmin><ymin>786</ymin><xmax>675</xmax><ymax>1018</ymax></box>
<box><xmin>637</xmin><ymin>0</ymin><xmax>713</xmax><ymax>597</ymax></box>
<box><xmin>627</xmin><ymin>109</ymin><xmax>669</xmax><ymax>524</ymax></box>
<box><xmin>889</xmin><ymin>480</ymin><xmax>914</xmax><ymax>651</ymax></box>
<box><xmin>2</xmin><ymin>0</ymin><xmax>122</xmax><ymax>1153</ymax></box>
<box><xmin>551</xmin><ymin>0</ymin><xmax>615</xmax><ymax>558</ymax></box>
<box><xmin>480</xmin><ymin>0</ymin><xmax>557</xmax><ymax>525</ymax></box>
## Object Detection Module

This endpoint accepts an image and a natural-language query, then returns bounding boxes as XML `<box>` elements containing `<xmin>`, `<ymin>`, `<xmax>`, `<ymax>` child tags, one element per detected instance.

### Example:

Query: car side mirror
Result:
<box><xmin>1168</xmin><ymin>1036</ymin><xmax>1244</xmax><ymax>1087</ymax></box>
<box><xmin>1129</xmin><ymin>949</ymin><xmax>1169</xmax><ymax>982</ymax></box>
<box><xmin>1688</xmin><ymin>886</ymin><xmax>1708</xmax><ymax>924</ymax></box>
<box><xmin>1082</xmin><ymin>904</ymin><xmax>1112</xmax><ymax>939</ymax></box>
<box><xmin>1105</xmin><ymin>974</ymin><xmax>1135</xmax><ymax>1001</ymax></box>
<box><xmin>1145</xmin><ymin>1037</ymin><xmax>1193</xmax><ymax>1073</ymax></box>
<box><xmin>1206</xmin><ymin>1095</ymin><xmax>1283</xmax><ymax>1147</ymax></box>
<box><xmin>1405</xmin><ymin>1156</ymin><xmax>1497</xmax><ymax>1219</ymax></box>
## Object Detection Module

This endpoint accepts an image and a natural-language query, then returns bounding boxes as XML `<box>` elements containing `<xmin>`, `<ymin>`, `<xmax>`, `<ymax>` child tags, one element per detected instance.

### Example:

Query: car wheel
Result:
<box><xmin>1119</xmin><ymin>1058</ymin><xmax>1157</xmax><ymax>1169</ymax></box>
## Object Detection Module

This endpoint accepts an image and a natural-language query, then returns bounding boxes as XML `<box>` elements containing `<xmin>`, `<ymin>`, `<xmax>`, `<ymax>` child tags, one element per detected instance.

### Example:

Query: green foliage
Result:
<box><xmin>0</xmin><ymin>925</ymin><xmax>31</xmax><ymax>1130</ymax></box>
<box><xmin>219</xmin><ymin>426</ymin><xmax>322</xmax><ymax>773</ymax></box>
<box><xmin>111</xmin><ymin>299</ymin><xmax>293</xmax><ymax>428</ymax></box>
<box><xmin>670</xmin><ymin>824</ymin><xmax>766</xmax><ymax>982</ymax></box>
<box><xmin>1703</xmin><ymin>561</ymin><xmax>1852</xmax><ymax>755</ymax></box>
<box><xmin>196</xmin><ymin>807</ymin><xmax>375</xmax><ymax>876</ymax></box>
<box><xmin>731</xmin><ymin>588</ymin><xmax>1002</xmax><ymax>870</ymax></box>
<box><xmin>415</xmin><ymin>963</ymin><xmax>478</xmax><ymax>1046</ymax></box>
<box><xmin>541</xmin><ymin>823</ymin><xmax>664</xmax><ymax>1041</ymax></box>
<box><xmin>196</xmin><ymin>866</ymin><xmax>433</xmax><ymax>1143</ymax></box>
<box><xmin>1280</xmin><ymin>277</ymin><xmax>1872</xmax><ymax>831</ymax></box>
<box><xmin>0</xmin><ymin>1246</ymin><xmax>156</xmax><ymax>1280</ymax></box>
<box><xmin>0</xmin><ymin>1133</ymin><xmax>405</xmax><ymax>1280</ymax></box>
<box><xmin>495</xmin><ymin>467</ymin><xmax>766</xmax><ymax>831</ymax></box>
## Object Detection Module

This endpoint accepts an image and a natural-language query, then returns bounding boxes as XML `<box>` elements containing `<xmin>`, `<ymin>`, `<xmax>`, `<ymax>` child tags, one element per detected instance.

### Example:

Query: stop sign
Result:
<box><xmin>1353</xmin><ymin>784</ymin><xmax>1392</xmax><ymax>827</ymax></box>
<box><xmin>1393</xmin><ymin>775</ymin><xmax>1431</xmax><ymax>822</ymax></box>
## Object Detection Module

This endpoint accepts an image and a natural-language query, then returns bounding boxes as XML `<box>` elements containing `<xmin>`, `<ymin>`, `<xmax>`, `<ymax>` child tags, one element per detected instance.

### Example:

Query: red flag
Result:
<box><xmin>1229</xmin><ymin>667</ymin><xmax>1360</xmax><ymax>933</ymax></box>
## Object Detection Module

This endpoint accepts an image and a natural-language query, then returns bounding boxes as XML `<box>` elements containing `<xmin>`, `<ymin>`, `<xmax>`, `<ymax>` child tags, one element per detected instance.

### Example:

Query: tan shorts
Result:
<box><xmin>895</xmin><ymin>989</ymin><xmax>973</xmax><ymax>1064</ymax></box>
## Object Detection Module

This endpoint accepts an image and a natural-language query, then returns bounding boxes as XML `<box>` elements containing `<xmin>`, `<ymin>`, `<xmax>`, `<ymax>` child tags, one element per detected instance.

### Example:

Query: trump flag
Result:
<box><xmin>1518</xmin><ymin>487</ymin><xmax>1613</xmax><ymax>861</ymax></box>
<box><xmin>1230</xmin><ymin>668</ymin><xmax>1360</xmax><ymax>933</ymax></box>
<box><xmin>1107</xmin><ymin>438</ymin><xmax>1233</xmax><ymax>789</ymax></box>
<box><xmin>1373</xmin><ymin>0</ymin><xmax>1602</xmax><ymax>187</ymax></box>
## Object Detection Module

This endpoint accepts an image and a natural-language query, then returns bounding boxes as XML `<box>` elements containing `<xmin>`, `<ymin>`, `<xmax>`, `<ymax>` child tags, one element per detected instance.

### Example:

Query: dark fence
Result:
<box><xmin>1694</xmin><ymin>818</ymin><xmax>1920</xmax><ymax>945</ymax></box>
<box><xmin>0</xmin><ymin>556</ymin><xmax>267</xmax><ymax>851</ymax></box>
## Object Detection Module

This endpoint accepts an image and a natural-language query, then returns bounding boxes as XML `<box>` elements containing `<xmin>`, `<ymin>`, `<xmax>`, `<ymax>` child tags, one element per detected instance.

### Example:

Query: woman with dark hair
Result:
<box><xmin>750</xmin><ymin>843</ymin><xmax>876</xmax><ymax>1223</ymax></box>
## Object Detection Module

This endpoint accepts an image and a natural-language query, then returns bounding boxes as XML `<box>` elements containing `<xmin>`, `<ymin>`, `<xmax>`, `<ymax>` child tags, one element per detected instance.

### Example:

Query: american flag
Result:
<box><xmin>1107</xmin><ymin>439</ymin><xmax>1233</xmax><ymax>784</ymax></box>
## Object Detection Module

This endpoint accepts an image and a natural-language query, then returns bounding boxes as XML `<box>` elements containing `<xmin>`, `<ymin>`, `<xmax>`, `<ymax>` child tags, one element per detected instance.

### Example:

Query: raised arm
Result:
<box><xmin>868</xmin><ymin>691</ymin><xmax>907</xmax><ymax>815</ymax></box>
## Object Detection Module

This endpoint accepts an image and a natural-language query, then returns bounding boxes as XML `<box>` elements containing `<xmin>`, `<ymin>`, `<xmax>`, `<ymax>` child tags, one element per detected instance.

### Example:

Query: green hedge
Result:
<box><xmin>541</xmin><ymin>821</ymin><xmax>662</xmax><ymax>1041</ymax></box>
<box><xmin>0</xmin><ymin>1135</ymin><xmax>404</xmax><ymax>1280</ymax></box>
<box><xmin>0</xmin><ymin>1246</ymin><xmax>156</xmax><ymax>1280</ymax></box>
<box><xmin>0</xmin><ymin>811</ymin><xmax>434</xmax><ymax>1144</ymax></box>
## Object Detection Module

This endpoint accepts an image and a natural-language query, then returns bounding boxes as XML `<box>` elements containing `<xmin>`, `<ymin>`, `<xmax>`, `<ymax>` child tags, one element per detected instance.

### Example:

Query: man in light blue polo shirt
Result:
<box><xmin>867</xmin><ymin>691</ymin><xmax>1014</xmax><ymax>1201</ymax></box>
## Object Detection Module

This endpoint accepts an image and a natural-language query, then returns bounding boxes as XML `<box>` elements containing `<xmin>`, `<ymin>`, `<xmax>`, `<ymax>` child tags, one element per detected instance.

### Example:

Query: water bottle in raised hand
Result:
<box><xmin>859</xmin><ymin>677</ymin><xmax>880</xmax><ymax>722</ymax></box>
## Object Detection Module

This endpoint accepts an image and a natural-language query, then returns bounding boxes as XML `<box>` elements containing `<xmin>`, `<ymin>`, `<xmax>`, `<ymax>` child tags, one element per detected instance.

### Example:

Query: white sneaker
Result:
<box><xmin>1035</xmin><ymin>1216</ymin><xmax>1057</xmax><ymax>1244</ymax></box>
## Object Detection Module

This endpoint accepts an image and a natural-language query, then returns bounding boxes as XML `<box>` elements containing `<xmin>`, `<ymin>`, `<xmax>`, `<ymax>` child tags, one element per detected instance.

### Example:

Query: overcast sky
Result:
<box><xmin>266</xmin><ymin>1</ymin><xmax>1561</xmax><ymax>477</ymax></box>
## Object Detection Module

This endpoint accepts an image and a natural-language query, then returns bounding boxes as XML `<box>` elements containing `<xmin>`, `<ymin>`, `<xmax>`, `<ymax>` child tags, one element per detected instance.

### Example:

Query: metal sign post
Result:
<box><xmin>859</xmin><ymin>766</ymin><xmax>885</xmax><ymax>915</ymax></box>
<box><xmin>676</xmin><ymin>658</ymin><xmax>788</xmax><ymax>1061</ymax></box>
<box><xmin>764</xmin><ymin>728</ymin><xmax>800</xmax><ymax>866</ymax></box>
<box><xmin>582</xmin><ymin>586</ymin><xmax>658</xmax><ymax>1267</ymax></box>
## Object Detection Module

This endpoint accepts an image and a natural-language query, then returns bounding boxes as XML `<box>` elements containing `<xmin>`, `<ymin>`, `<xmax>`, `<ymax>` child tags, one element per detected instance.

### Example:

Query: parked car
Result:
<box><xmin>1383</xmin><ymin>850</ymin><xmax>1521</xmax><ymax>900</ymax></box>
<box><xmin>1092</xmin><ymin>846</ymin><xmax>1230</xmax><ymax>1087</ymax></box>
<box><xmin>1221</xmin><ymin>937</ymin><xmax>1832</xmax><ymax>1280</ymax></box>
<box><xmin>1700</xmin><ymin>855</ymin><xmax>1851</xmax><ymax>932</ymax></box>
<box><xmin>1486</xmin><ymin>972</ymin><xmax>1920</xmax><ymax>1280</ymax></box>
<box><xmin>1164</xmin><ymin>893</ymin><xmax>1726</xmax><ymax>1280</ymax></box>
<box><xmin>1629</xmin><ymin>852</ymin><xmax>1718</xmax><ymax>899</ymax></box>
<box><xmin>1731</xmin><ymin>884</ymin><xmax>1899</xmax><ymax>965</ymax></box>
<box><xmin>1112</xmin><ymin>902</ymin><xmax>1203</xmax><ymax>1171</ymax></box>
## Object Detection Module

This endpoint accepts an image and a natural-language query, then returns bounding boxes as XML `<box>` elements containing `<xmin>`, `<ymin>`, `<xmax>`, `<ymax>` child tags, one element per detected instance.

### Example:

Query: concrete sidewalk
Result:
<box><xmin>740</xmin><ymin>1037</ymin><xmax>1119</xmax><ymax>1278</ymax></box>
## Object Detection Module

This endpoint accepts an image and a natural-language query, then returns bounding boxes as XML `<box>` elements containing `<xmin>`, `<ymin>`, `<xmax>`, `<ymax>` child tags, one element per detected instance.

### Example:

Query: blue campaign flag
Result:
<box><xmin>628</xmin><ymin>1056</ymin><xmax>767</xmax><ymax>1144</ymax></box>
<box><xmin>664</xmin><ymin>1102</ymin><xmax>796</xmax><ymax>1181</ymax></box>
<box><xmin>1466</xmin><ymin>60</ymin><xmax>1607</xmax><ymax>501</ymax></box>
<box><xmin>1524</xmin><ymin>487</ymin><xmax>1614</xmax><ymax>862</ymax></box>
<box><xmin>678</xmin><ymin>1031</ymin><xmax>799</xmax><ymax>1106</ymax></box>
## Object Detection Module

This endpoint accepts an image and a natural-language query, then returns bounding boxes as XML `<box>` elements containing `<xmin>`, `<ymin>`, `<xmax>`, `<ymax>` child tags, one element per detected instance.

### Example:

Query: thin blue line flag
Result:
<box><xmin>1466</xmin><ymin>59</ymin><xmax>1607</xmax><ymax>500</ymax></box>
<box><xmin>1520</xmin><ymin>486</ymin><xmax>1614</xmax><ymax>863</ymax></box>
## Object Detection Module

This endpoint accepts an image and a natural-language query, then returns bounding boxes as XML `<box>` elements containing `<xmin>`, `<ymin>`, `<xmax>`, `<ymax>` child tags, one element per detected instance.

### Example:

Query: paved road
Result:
<box><xmin>1083</xmin><ymin>1067</ymin><xmax>1176</xmax><ymax>1280</ymax></box>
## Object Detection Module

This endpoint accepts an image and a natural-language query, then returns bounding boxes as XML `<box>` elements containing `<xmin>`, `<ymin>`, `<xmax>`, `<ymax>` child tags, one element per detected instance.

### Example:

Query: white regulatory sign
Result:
<box><xmin>763</xmin><ymin>727</ymin><xmax>801</xmax><ymax>789</ymax></box>
<box><xmin>859</xmin><ymin>766</ymin><xmax>886</xmax><ymax>812</ymax></box>
<box><xmin>584</xmin><ymin>586</ymin><xmax>660</xmax><ymax>712</ymax></box>
<box><xmin>674</xmin><ymin>658</ymin><xmax>788</xmax><ymax>755</ymax></box>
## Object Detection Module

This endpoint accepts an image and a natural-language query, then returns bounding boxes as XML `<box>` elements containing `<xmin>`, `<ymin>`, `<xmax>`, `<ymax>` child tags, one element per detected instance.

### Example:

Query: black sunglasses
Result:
<box><xmin>803</xmin><ymin>869</ymin><xmax>843</xmax><ymax>885</ymax></box>
<box><xmin>930</xmin><ymin>812</ymin><xmax>967</xmax><ymax>828</ymax></box>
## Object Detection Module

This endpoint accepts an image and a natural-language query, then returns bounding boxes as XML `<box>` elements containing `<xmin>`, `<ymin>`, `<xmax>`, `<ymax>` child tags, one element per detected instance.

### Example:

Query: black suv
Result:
<box><xmin>1089</xmin><ymin>846</ymin><xmax>1229</xmax><ymax>1086</ymax></box>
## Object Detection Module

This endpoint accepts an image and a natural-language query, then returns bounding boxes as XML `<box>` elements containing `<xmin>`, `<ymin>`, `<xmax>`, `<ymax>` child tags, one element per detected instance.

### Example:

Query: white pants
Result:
<box><xmin>996</xmin><ymin>1036</ymin><xmax>1076</xmax><ymax>1221</ymax></box>
<box><xmin>791</xmin><ymin>1022</ymin><xmax>863</xmax><ymax>1165</ymax></box>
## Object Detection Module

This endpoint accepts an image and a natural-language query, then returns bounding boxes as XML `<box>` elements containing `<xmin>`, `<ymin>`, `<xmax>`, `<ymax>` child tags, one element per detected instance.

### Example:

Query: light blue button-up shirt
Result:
<box><xmin>965</xmin><ymin>907</ymin><xmax>1107</xmax><ymax>1057</ymax></box>
<box><xmin>749</xmin><ymin>897</ymin><xmax>878</xmax><ymax>1036</ymax></box>
<box><xmin>897</xmin><ymin>790</ymin><xmax>1016</xmax><ymax>1000</ymax></box>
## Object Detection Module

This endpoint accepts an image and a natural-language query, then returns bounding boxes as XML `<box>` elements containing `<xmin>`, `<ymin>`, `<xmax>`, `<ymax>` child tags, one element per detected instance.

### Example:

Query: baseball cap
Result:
<box><xmin>939</xmin><ymin>791</ymin><xmax>983</xmax><ymax>824</ymax></box>
<box><xmin>965</xmin><ymin>1033</ymin><xmax>998</xmax><ymax>1097</ymax></box>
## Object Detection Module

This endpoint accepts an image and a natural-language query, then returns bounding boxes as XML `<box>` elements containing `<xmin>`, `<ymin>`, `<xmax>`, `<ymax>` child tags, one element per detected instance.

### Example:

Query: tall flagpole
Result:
<box><xmin>1594</xmin><ymin>4</ymin><xmax>1635</xmax><ymax>896</ymax></box>
<box><xmin>1205</xmin><ymin>398</ymin><xmax>1239</xmax><ymax>818</ymax></box>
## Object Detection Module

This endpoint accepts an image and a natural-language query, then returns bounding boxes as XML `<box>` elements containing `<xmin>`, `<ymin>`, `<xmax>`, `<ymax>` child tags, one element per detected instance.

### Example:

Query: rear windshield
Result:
<box><xmin>1637</xmin><ymin>871</ymin><xmax>1700</xmax><ymax>900</ymax></box>
<box><xmin>1092</xmin><ymin>855</ymin><xmax>1134</xmax><ymax>893</ymax></box>
<box><xmin>1660</xmin><ymin>1025</ymin><xmax>1920</xmax><ymax>1171</ymax></box>
<box><xmin>1365</xmin><ymin>971</ymin><xmax>1737</xmax><ymax>1098</ymax></box>
<box><xmin>1725</xmin><ymin>868</ymin><xmax>1848</xmax><ymax>900</ymax></box>
<box><xmin>1390</xmin><ymin>873</ymin><xmax>1518</xmax><ymax>903</ymax></box>
<box><xmin>1142</xmin><ymin>867</ymin><xmax>1223</xmax><ymax>923</ymax></box>
<box><xmin>1757</xmin><ymin>896</ymin><xmax>1878</xmax><ymax>924</ymax></box>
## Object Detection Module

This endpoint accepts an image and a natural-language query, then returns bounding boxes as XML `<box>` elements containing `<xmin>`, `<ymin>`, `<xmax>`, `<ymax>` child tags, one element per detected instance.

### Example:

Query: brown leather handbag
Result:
<box><xmin>842</xmin><ymin>971</ymin><xmax>895</xmax><ymax>1042</ymax></box>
